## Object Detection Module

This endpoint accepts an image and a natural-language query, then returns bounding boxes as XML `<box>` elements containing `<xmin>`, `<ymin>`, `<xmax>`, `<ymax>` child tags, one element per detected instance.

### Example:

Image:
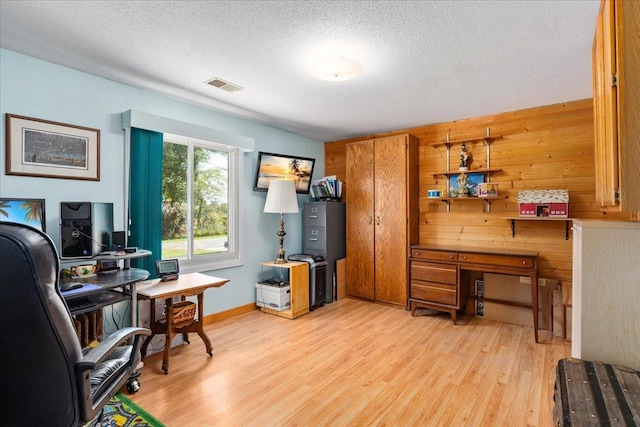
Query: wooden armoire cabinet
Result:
<box><xmin>345</xmin><ymin>134</ymin><xmax>419</xmax><ymax>307</ymax></box>
<box><xmin>592</xmin><ymin>0</ymin><xmax>640</xmax><ymax>211</ymax></box>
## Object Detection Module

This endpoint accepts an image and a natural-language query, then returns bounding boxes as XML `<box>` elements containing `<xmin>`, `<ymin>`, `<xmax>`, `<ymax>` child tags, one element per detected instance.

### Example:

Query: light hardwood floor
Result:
<box><xmin>130</xmin><ymin>298</ymin><xmax>569</xmax><ymax>426</ymax></box>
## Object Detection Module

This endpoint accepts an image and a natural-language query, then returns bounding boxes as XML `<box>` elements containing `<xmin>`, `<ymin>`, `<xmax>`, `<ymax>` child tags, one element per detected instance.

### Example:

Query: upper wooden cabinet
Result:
<box><xmin>345</xmin><ymin>134</ymin><xmax>419</xmax><ymax>307</ymax></box>
<box><xmin>592</xmin><ymin>0</ymin><xmax>640</xmax><ymax>211</ymax></box>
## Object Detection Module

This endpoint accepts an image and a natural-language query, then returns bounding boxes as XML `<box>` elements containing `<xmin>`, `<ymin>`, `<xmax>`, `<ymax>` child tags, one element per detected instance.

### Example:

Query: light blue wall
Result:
<box><xmin>0</xmin><ymin>48</ymin><xmax>325</xmax><ymax>315</ymax></box>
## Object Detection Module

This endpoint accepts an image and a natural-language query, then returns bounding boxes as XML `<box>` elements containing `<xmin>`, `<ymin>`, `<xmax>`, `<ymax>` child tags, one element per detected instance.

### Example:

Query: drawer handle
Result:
<box><xmin>309</xmin><ymin>215</ymin><xmax>318</xmax><ymax>219</ymax></box>
<box><xmin>462</xmin><ymin>256</ymin><xmax>467</xmax><ymax>260</ymax></box>
<box><xmin>522</xmin><ymin>260</ymin><xmax>526</xmax><ymax>265</ymax></box>
<box><xmin>308</xmin><ymin>238</ymin><xmax>318</xmax><ymax>241</ymax></box>
<box><xmin>449</xmin><ymin>255</ymin><xmax>455</xmax><ymax>260</ymax></box>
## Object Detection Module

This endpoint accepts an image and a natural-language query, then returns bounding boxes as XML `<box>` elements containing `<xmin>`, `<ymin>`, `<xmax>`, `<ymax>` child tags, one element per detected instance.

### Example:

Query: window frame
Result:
<box><xmin>163</xmin><ymin>133</ymin><xmax>244</xmax><ymax>273</ymax></box>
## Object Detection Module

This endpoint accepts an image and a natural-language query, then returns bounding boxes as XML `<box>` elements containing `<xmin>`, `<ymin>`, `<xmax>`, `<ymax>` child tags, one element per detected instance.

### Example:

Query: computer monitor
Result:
<box><xmin>0</xmin><ymin>198</ymin><xmax>46</xmax><ymax>232</ymax></box>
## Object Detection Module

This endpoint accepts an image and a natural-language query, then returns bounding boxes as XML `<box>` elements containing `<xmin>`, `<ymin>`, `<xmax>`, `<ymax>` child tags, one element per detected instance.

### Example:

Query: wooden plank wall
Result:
<box><xmin>325</xmin><ymin>99</ymin><xmax>636</xmax><ymax>287</ymax></box>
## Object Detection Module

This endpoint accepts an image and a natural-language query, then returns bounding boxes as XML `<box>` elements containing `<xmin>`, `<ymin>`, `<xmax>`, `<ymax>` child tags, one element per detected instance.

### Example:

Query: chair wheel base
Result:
<box><xmin>126</xmin><ymin>378</ymin><xmax>141</xmax><ymax>393</ymax></box>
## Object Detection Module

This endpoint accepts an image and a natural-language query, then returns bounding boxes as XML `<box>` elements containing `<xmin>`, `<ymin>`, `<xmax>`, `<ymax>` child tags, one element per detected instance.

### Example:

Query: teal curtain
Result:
<box><xmin>129</xmin><ymin>127</ymin><xmax>163</xmax><ymax>277</ymax></box>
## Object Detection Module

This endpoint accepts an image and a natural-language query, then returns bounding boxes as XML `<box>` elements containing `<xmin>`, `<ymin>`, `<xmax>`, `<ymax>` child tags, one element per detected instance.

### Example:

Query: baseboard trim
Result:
<box><xmin>203</xmin><ymin>303</ymin><xmax>259</xmax><ymax>325</ymax></box>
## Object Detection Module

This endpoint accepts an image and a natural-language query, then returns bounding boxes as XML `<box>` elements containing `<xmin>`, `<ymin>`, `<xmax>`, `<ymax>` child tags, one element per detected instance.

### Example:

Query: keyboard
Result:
<box><xmin>66</xmin><ymin>297</ymin><xmax>98</xmax><ymax>312</ymax></box>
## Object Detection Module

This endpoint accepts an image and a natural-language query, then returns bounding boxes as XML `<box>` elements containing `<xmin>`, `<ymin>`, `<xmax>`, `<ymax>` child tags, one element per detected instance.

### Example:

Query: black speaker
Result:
<box><xmin>112</xmin><ymin>231</ymin><xmax>126</xmax><ymax>251</ymax></box>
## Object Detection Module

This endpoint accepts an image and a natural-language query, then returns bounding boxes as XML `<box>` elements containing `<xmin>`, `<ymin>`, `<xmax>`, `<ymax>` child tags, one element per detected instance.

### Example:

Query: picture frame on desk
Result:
<box><xmin>5</xmin><ymin>114</ymin><xmax>100</xmax><ymax>181</ymax></box>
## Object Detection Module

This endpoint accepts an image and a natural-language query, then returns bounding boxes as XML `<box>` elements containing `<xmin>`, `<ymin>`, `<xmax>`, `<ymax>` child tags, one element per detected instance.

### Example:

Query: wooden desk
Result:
<box><xmin>409</xmin><ymin>245</ymin><xmax>540</xmax><ymax>342</ymax></box>
<box><xmin>137</xmin><ymin>272</ymin><xmax>229</xmax><ymax>373</ymax></box>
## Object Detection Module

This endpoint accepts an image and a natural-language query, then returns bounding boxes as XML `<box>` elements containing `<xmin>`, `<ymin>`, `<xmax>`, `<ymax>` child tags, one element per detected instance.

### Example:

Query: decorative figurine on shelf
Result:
<box><xmin>459</xmin><ymin>143</ymin><xmax>470</xmax><ymax>171</ymax></box>
<box><xmin>457</xmin><ymin>172</ymin><xmax>470</xmax><ymax>197</ymax></box>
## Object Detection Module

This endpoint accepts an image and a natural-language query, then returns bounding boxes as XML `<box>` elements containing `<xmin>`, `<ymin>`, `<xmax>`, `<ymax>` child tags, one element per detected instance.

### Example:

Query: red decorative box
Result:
<box><xmin>518</xmin><ymin>190</ymin><xmax>569</xmax><ymax>218</ymax></box>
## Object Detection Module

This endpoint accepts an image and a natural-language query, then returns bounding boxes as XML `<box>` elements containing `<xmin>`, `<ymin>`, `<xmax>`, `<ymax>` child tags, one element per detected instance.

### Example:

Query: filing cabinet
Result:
<box><xmin>302</xmin><ymin>201</ymin><xmax>346</xmax><ymax>302</ymax></box>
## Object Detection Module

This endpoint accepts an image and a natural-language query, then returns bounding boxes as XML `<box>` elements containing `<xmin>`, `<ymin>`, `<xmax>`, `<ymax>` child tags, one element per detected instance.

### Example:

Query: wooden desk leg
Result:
<box><xmin>162</xmin><ymin>297</ymin><xmax>174</xmax><ymax>374</ymax></box>
<box><xmin>196</xmin><ymin>292</ymin><xmax>213</xmax><ymax>356</ymax></box>
<box><xmin>180</xmin><ymin>296</ymin><xmax>190</xmax><ymax>344</ymax></box>
<box><xmin>562</xmin><ymin>305</ymin><xmax>567</xmax><ymax>340</ymax></box>
<box><xmin>531</xmin><ymin>271</ymin><xmax>539</xmax><ymax>343</ymax></box>
<box><xmin>141</xmin><ymin>297</ymin><xmax>156</xmax><ymax>358</ymax></box>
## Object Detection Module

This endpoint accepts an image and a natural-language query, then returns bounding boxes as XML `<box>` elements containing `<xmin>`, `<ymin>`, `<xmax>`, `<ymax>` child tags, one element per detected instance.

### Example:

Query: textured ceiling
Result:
<box><xmin>0</xmin><ymin>1</ymin><xmax>600</xmax><ymax>142</ymax></box>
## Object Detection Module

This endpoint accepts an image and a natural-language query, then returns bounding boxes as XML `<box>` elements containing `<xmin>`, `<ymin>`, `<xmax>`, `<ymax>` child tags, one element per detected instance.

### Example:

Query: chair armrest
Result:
<box><xmin>77</xmin><ymin>327</ymin><xmax>150</xmax><ymax>371</ymax></box>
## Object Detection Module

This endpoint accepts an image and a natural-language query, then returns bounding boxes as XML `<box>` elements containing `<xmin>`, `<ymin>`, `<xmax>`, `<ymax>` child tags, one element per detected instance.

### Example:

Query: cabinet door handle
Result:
<box><xmin>376</xmin><ymin>216</ymin><xmax>380</xmax><ymax>225</ymax></box>
<box><xmin>368</xmin><ymin>216</ymin><xmax>372</xmax><ymax>224</ymax></box>
<box><xmin>309</xmin><ymin>215</ymin><xmax>318</xmax><ymax>219</ymax></box>
<box><xmin>308</xmin><ymin>238</ymin><xmax>318</xmax><ymax>241</ymax></box>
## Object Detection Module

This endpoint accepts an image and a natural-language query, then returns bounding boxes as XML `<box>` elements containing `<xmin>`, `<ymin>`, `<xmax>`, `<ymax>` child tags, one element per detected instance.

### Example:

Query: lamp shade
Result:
<box><xmin>263</xmin><ymin>180</ymin><xmax>299</xmax><ymax>213</ymax></box>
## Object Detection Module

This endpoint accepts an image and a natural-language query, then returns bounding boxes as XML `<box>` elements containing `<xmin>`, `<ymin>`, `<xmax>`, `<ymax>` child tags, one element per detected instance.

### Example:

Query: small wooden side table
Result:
<box><xmin>259</xmin><ymin>260</ymin><xmax>309</xmax><ymax>319</ymax></box>
<box><xmin>137</xmin><ymin>272</ymin><xmax>229</xmax><ymax>374</ymax></box>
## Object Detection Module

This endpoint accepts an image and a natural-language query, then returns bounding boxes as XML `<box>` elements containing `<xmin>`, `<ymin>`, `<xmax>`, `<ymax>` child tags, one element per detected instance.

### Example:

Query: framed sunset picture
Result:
<box><xmin>253</xmin><ymin>152</ymin><xmax>315</xmax><ymax>194</ymax></box>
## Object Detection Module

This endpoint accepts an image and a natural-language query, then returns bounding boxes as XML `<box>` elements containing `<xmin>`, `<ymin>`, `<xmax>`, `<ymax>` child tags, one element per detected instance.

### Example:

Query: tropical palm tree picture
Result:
<box><xmin>254</xmin><ymin>152</ymin><xmax>315</xmax><ymax>193</ymax></box>
<box><xmin>0</xmin><ymin>198</ymin><xmax>46</xmax><ymax>231</ymax></box>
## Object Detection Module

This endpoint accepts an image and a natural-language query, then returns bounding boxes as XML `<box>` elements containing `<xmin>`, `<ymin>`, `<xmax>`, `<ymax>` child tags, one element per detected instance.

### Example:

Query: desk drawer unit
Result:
<box><xmin>410</xmin><ymin>260</ymin><xmax>459</xmax><ymax>307</ymax></box>
<box><xmin>409</xmin><ymin>249</ymin><xmax>462</xmax><ymax>323</ymax></box>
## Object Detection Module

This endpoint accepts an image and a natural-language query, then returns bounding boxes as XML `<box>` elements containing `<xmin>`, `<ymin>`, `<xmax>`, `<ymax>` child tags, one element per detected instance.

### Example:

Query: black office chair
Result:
<box><xmin>0</xmin><ymin>222</ymin><xmax>151</xmax><ymax>426</ymax></box>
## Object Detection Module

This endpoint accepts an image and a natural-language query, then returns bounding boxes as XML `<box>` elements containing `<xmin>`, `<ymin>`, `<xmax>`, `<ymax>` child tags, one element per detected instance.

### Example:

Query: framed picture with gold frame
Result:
<box><xmin>5</xmin><ymin>114</ymin><xmax>100</xmax><ymax>181</ymax></box>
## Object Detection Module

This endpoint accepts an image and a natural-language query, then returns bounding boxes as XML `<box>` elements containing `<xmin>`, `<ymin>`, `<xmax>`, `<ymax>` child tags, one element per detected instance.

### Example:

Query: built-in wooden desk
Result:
<box><xmin>409</xmin><ymin>245</ymin><xmax>540</xmax><ymax>342</ymax></box>
<box><xmin>137</xmin><ymin>272</ymin><xmax>229</xmax><ymax>374</ymax></box>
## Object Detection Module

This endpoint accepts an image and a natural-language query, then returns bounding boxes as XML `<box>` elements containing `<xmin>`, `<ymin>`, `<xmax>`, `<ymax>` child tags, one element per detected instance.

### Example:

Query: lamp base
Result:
<box><xmin>273</xmin><ymin>213</ymin><xmax>288</xmax><ymax>263</ymax></box>
<box><xmin>274</xmin><ymin>248</ymin><xmax>288</xmax><ymax>264</ymax></box>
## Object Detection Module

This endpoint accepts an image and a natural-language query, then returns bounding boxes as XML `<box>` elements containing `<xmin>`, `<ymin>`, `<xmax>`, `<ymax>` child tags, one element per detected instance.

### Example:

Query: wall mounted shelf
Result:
<box><xmin>432</xmin><ymin>168</ymin><xmax>502</xmax><ymax>177</ymax></box>
<box><xmin>430</xmin><ymin>129</ymin><xmax>504</xmax><ymax>212</ymax></box>
<box><xmin>502</xmin><ymin>217</ymin><xmax>574</xmax><ymax>240</ymax></box>
<box><xmin>428</xmin><ymin>135</ymin><xmax>503</xmax><ymax>147</ymax></box>
<box><xmin>439</xmin><ymin>196</ymin><xmax>507</xmax><ymax>213</ymax></box>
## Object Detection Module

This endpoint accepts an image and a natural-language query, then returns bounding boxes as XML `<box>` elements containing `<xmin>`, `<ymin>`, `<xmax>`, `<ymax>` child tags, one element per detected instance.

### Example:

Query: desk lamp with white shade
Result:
<box><xmin>263</xmin><ymin>179</ymin><xmax>299</xmax><ymax>263</ymax></box>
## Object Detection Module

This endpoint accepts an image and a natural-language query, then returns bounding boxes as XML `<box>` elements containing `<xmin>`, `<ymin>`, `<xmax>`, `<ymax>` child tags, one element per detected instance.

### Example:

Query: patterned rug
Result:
<box><xmin>86</xmin><ymin>393</ymin><xmax>164</xmax><ymax>427</ymax></box>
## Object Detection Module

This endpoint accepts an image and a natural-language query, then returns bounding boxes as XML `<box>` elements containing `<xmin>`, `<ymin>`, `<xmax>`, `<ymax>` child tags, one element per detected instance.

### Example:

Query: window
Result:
<box><xmin>162</xmin><ymin>134</ymin><xmax>243</xmax><ymax>272</ymax></box>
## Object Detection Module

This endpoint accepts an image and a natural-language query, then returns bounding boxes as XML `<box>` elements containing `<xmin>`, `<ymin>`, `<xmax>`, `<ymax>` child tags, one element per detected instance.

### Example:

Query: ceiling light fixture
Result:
<box><xmin>310</xmin><ymin>55</ymin><xmax>363</xmax><ymax>82</ymax></box>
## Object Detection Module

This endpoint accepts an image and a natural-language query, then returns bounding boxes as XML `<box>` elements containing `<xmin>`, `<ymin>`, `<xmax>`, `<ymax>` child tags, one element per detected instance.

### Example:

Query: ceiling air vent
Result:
<box><xmin>205</xmin><ymin>77</ymin><xmax>243</xmax><ymax>93</ymax></box>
